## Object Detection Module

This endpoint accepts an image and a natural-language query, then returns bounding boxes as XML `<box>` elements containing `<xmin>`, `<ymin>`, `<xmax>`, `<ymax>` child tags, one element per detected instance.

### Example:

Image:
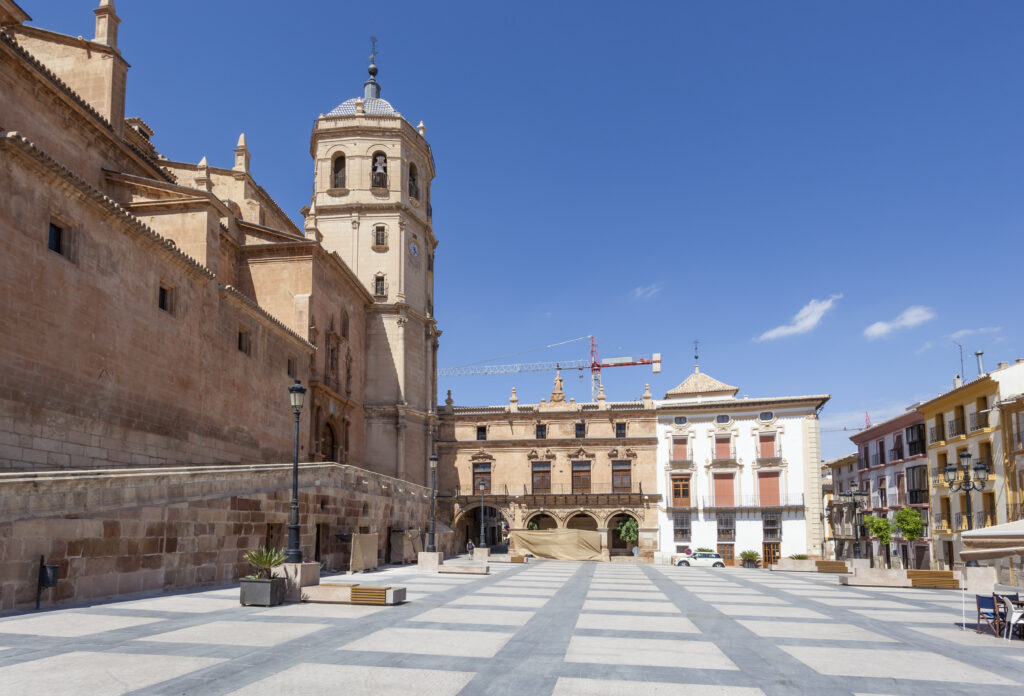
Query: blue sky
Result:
<box><xmin>31</xmin><ymin>1</ymin><xmax>1024</xmax><ymax>459</ymax></box>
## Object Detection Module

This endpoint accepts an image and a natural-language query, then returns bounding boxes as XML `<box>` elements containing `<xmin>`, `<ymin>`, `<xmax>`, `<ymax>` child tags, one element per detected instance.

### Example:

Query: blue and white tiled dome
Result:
<box><xmin>326</xmin><ymin>97</ymin><xmax>397</xmax><ymax>117</ymax></box>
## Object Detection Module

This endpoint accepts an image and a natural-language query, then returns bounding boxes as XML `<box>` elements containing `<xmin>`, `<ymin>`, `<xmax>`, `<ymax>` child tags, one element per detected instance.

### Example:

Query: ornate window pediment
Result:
<box><xmin>568</xmin><ymin>446</ymin><xmax>594</xmax><ymax>459</ymax></box>
<box><xmin>607</xmin><ymin>447</ymin><xmax>638</xmax><ymax>459</ymax></box>
<box><xmin>470</xmin><ymin>449</ymin><xmax>494</xmax><ymax>463</ymax></box>
<box><xmin>527</xmin><ymin>448</ymin><xmax>556</xmax><ymax>460</ymax></box>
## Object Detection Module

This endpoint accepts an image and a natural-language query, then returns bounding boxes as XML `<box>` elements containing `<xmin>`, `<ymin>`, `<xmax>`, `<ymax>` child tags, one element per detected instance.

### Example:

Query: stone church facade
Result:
<box><xmin>0</xmin><ymin>0</ymin><xmax>437</xmax><ymax>486</ymax></box>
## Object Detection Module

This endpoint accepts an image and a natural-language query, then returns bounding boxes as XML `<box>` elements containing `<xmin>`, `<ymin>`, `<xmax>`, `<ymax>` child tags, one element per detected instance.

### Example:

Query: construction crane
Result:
<box><xmin>438</xmin><ymin>336</ymin><xmax>661</xmax><ymax>401</ymax></box>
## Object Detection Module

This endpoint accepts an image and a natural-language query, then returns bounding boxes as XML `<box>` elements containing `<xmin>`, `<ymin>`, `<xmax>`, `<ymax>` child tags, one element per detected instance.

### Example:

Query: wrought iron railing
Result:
<box><xmin>1009</xmin><ymin>502</ymin><xmax>1024</xmax><ymax>522</ymax></box>
<box><xmin>908</xmin><ymin>441</ymin><xmax>926</xmax><ymax>456</ymax></box>
<box><xmin>889</xmin><ymin>447</ymin><xmax>904</xmax><ymax>462</ymax></box>
<box><xmin>459</xmin><ymin>482</ymin><xmax>649</xmax><ymax>497</ymax></box>
<box><xmin>705</xmin><ymin>493</ymin><xmax>804</xmax><ymax>508</ymax></box>
<box><xmin>907</xmin><ymin>489</ymin><xmax>929</xmax><ymax>505</ymax></box>
<box><xmin>947</xmin><ymin>418</ymin><xmax>965</xmax><ymax>438</ymax></box>
<box><xmin>969</xmin><ymin>412</ymin><xmax>989</xmax><ymax>431</ymax></box>
<box><xmin>976</xmin><ymin>510</ymin><xmax>998</xmax><ymax>528</ymax></box>
<box><xmin>717</xmin><ymin>528</ymin><xmax>736</xmax><ymax>541</ymax></box>
<box><xmin>930</xmin><ymin>426</ymin><xmax>945</xmax><ymax>443</ymax></box>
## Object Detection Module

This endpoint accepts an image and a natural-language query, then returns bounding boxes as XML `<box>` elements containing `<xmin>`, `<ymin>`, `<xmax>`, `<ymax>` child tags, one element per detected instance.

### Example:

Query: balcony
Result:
<box><xmin>857</xmin><ymin>456</ymin><xmax>870</xmax><ymax>470</ymax></box>
<box><xmin>947</xmin><ymin>418</ymin><xmax>965</xmax><ymax>438</ymax></box>
<box><xmin>1010</xmin><ymin>502</ymin><xmax>1024</xmax><ymax>522</ymax></box>
<box><xmin>717</xmin><ymin>527</ymin><xmax>736</xmax><ymax>541</ymax></box>
<box><xmin>933</xmin><ymin>513</ymin><xmax>950</xmax><ymax>532</ymax></box>
<box><xmin>456</xmin><ymin>482</ymin><xmax>661</xmax><ymax>508</ymax></box>
<box><xmin>969</xmin><ymin>412</ymin><xmax>990</xmax><ymax>432</ymax></box>
<box><xmin>705</xmin><ymin>493</ymin><xmax>804</xmax><ymax>509</ymax></box>
<box><xmin>762</xmin><ymin>527</ymin><xmax>781</xmax><ymax>541</ymax></box>
<box><xmin>930</xmin><ymin>426</ymin><xmax>945</xmax><ymax>444</ymax></box>
<box><xmin>889</xmin><ymin>447</ymin><xmax>904</xmax><ymax>462</ymax></box>
<box><xmin>907</xmin><ymin>489</ymin><xmax>929</xmax><ymax>505</ymax></box>
<box><xmin>908</xmin><ymin>441</ymin><xmax>926</xmax><ymax>457</ymax></box>
<box><xmin>977</xmin><ymin>510</ymin><xmax>998</xmax><ymax>528</ymax></box>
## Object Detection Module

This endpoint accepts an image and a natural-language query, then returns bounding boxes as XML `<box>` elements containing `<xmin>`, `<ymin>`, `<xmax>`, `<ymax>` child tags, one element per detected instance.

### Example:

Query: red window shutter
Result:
<box><xmin>715</xmin><ymin>437</ymin><xmax>731</xmax><ymax>460</ymax></box>
<box><xmin>758</xmin><ymin>471</ymin><xmax>780</xmax><ymax>506</ymax></box>
<box><xmin>672</xmin><ymin>439</ymin><xmax>688</xmax><ymax>461</ymax></box>
<box><xmin>759</xmin><ymin>434</ymin><xmax>775</xmax><ymax>459</ymax></box>
<box><xmin>713</xmin><ymin>473</ymin><xmax>734</xmax><ymax>506</ymax></box>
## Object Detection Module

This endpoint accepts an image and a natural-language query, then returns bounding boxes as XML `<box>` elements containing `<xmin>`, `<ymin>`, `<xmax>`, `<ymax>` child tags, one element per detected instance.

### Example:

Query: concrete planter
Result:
<box><xmin>239</xmin><ymin>578</ymin><xmax>286</xmax><ymax>607</ymax></box>
<box><xmin>742</xmin><ymin>559</ymin><xmax>758</xmax><ymax>569</ymax></box>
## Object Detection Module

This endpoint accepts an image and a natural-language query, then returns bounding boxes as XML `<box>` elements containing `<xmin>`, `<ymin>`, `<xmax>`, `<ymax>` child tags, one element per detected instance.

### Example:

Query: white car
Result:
<box><xmin>675</xmin><ymin>552</ymin><xmax>725</xmax><ymax>568</ymax></box>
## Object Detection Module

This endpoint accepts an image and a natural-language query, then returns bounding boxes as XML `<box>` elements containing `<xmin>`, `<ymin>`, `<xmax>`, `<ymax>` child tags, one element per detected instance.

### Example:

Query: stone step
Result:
<box><xmin>439</xmin><ymin>564</ymin><xmax>490</xmax><ymax>575</ymax></box>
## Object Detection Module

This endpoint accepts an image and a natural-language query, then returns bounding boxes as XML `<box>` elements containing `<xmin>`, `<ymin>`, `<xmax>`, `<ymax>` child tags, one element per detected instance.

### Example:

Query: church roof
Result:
<box><xmin>664</xmin><ymin>367</ymin><xmax>739</xmax><ymax>399</ymax></box>
<box><xmin>326</xmin><ymin>96</ymin><xmax>397</xmax><ymax>117</ymax></box>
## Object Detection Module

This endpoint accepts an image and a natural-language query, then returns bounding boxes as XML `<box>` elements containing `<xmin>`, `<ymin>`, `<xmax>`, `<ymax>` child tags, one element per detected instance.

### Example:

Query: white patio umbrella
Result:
<box><xmin>959</xmin><ymin>519</ymin><xmax>1024</xmax><ymax>634</ymax></box>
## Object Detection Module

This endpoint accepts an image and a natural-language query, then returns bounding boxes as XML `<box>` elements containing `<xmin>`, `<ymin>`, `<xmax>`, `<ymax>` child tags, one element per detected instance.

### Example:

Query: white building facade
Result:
<box><xmin>654</xmin><ymin>367</ymin><xmax>829</xmax><ymax>565</ymax></box>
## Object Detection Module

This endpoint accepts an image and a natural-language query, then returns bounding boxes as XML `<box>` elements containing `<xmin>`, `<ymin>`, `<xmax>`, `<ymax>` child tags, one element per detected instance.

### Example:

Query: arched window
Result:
<box><xmin>373</xmin><ymin>225</ymin><xmax>387</xmax><ymax>248</ymax></box>
<box><xmin>408</xmin><ymin>163</ymin><xmax>419</xmax><ymax>200</ymax></box>
<box><xmin>342</xmin><ymin>311</ymin><xmax>349</xmax><ymax>339</ymax></box>
<box><xmin>371</xmin><ymin>152</ymin><xmax>387</xmax><ymax>188</ymax></box>
<box><xmin>332</xmin><ymin>154</ymin><xmax>345</xmax><ymax>189</ymax></box>
<box><xmin>321</xmin><ymin>423</ymin><xmax>336</xmax><ymax>461</ymax></box>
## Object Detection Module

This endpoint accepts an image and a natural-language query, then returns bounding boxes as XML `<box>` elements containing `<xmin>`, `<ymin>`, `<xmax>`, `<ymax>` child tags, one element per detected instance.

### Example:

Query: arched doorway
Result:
<box><xmin>526</xmin><ymin>512</ymin><xmax>558</xmax><ymax>530</ymax></box>
<box><xmin>607</xmin><ymin>512</ymin><xmax>638</xmax><ymax>556</ymax></box>
<box><xmin>320</xmin><ymin>423</ymin><xmax>336</xmax><ymax>462</ymax></box>
<box><xmin>459</xmin><ymin>505</ymin><xmax>505</xmax><ymax>550</ymax></box>
<box><xmin>566</xmin><ymin>512</ymin><xmax>598</xmax><ymax>531</ymax></box>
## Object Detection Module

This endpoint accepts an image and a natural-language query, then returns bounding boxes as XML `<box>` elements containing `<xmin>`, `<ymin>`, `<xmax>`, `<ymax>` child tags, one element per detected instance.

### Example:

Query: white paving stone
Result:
<box><xmin>254</xmin><ymin>603</ymin><xmax>386</xmax><ymax>619</ymax></box>
<box><xmin>711</xmin><ymin>604</ymin><xmax>827</xmax><ymax>619</ymax></box>
<box><xmin>695</xmin><ymin>593</ymin><xmax>787</xmax><ymax>604</ymax></box>
<box><xmin>0</xmin><ymin>651</ymin><xmax>224</xmax><ymax>695</ymax></box>
<box><xmin>565</xmin><ymin>635</ymin><xmax>738</xmax><ymax>670</ymax></box>
<box><xmin>227</xmin><ymin>663</ymin><xmax>475</xmax><ymax>695</ymax></box>
<box><xmin>905</xmin><ymin>625</ymin><xmax>1024</xmax><ymax>647</ymax></box>
<box><xmin>587</xmin><ymin>590</ymin><xmax>667</xmax><ymax>600</ymax></box>
<box><xmin>576</xmin><ymin>613</ymin><xmax>699</xmax><ymax>633</ymax></box>
<box><xmin>410</xmin><ymin>607</ymin><xmax>534</xmax><ymax>626</ymax></box>
<box><xmin>0</xmin><ymin>612</ymin><xmax>163</xmax><ymax>638</ymax></box>
<box><xmin>476</xmin><ymin>587</ymin><xmax>558</xmax><ymax>597</ymax></box>
<box><xmin>812</xmin><ymin>598</ymin><xmax>904</xmax><ymax>609</ymax></box>
<box><xmin>582</xmin><ymin>599</ymin><xmax>680</xmax><ymax>614</ymax></box>
<box><xmin>341</xmin><ymin>627</ymin><xmax>513</xmax><ymax>657</ymax></box>
<box><xmin>108</xmin><ymin>596</ymin><xmax>240</xmax><ymax>614</ymax></box>
<box><xmin>850</xmin><ymin>609</ymin><xmax>961</xmax><ymax>624</ymax></box>
<box><xmin>736</xmin><ymin>619</ymin><xmax>896</xmax><ymax>642</ymax></box>
<box><xmin>780</xmin><ymin>646</ymin><xmax>1016</xmax><ymax>684</ymax></box>
<box><xmin>553</xmin><ymin>678</ymin><xmax>764</xmax><ymax>696</ymax></box>
<box><xmin>452</xmin><ymin>594</ymin><xmax>548</xmax><ymax>608</ymax></box>
<box><xmin>139</xmin><ymin>620</ymin><xmax>329</xmax><ymax>647</ymax></box>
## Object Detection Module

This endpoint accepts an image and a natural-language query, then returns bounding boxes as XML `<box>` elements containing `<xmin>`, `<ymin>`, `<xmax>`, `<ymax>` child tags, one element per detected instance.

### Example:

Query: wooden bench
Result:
<box><xmin>350</xmin><ymin>585</ymin><xmax>407</xmax><ymax>605</ymax></box>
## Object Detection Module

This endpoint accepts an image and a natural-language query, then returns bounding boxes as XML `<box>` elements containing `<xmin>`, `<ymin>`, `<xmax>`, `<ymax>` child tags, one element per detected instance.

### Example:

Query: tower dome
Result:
<box><xmin>326</xmin><ymin>97</ymin><xmax>397</xmax><ymax>116</ymax></box>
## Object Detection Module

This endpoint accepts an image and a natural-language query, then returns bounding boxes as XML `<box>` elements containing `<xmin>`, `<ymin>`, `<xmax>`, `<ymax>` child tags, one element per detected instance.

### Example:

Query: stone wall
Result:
<box><xmin>0</xmin><ymin>463</ymin><xmax>433</xmax><ymax>611</ymax></box>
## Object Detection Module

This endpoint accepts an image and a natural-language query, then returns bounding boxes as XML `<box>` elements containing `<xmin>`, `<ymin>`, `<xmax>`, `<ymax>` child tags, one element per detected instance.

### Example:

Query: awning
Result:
<box><xmin>960</xmin><ymin>519</ymin><xmax>1024</xmax><ymax>561</ymax></box>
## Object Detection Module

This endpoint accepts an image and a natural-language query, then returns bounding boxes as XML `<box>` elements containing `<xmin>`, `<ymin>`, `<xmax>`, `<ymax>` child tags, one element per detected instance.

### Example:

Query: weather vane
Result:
<box><xmin>369</xmin><ymin>35</ymin><xmax>378</xmax><ymax>64</ymax></box>
<box><xmin>694</xmin><ymin>339</ymin><xmax>700</xmax><ymax>363</ymax></box>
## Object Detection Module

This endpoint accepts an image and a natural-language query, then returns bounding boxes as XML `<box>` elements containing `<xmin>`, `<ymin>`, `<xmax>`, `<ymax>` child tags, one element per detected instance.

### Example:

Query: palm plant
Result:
<box><xmin>244</xmin><ymin>547</ymin><xmax>286</xmax><ymax>580</ymax></box>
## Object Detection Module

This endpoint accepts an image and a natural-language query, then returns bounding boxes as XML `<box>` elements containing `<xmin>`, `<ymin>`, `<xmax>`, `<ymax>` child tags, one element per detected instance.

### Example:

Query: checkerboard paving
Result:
<box><xmin>0</xmin><ymin>562</ymin><xmax>1021</xmax><ymax>695</ymax></box>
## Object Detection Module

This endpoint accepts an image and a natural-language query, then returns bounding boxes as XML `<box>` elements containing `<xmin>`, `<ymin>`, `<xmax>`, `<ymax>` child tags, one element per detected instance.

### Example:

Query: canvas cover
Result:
<box><xmin>389</xmin><ymin>529</ymin><xmax>423</xmax><ymax>563</ymax></box>
<box><xmin>350</xmin><ymin>532</ymin><xmax>379</xmax><ymax>572</ymax></box>
<box><xmin>510</xmin><ymin>529</ymin><xmax>603</xmax><ymax>561</ymax></box>
<box><xmin>960</xmin><ymin>519</ymin><xmax>1024</xmax><ymax>561</ymax></box>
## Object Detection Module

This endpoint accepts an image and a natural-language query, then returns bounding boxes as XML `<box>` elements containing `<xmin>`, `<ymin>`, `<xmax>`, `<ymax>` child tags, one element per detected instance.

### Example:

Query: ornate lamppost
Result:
<box><xmin>945</xmin><ymin>449</ymin><xmax>989</xmax><ymax>531</ymax></box>
<box><xmin>479</xmin><ymin>479</ymin><xmax>486</xmax><ymax>548</ymax></box>
<box><xmin>427</xmin><ymin>454</ymin><xmax>438</xmax><ymax>553</ymax></box>
<box><xmin>838</xmin><ymin>480</ymin><xmax>868</xmax><ymax>559</ymax></box>
<box><xmin>286</xmin><ymin>380</ymin><xmax>306</xmax><ymax>564</ymax></box>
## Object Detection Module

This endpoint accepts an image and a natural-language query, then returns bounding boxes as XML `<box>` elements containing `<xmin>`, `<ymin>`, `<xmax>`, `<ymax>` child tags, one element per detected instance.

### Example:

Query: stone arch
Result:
<box><xmin>565</xmin><ymin>511</ymin><xmax>599</xmax><ymax>531</ymax></box>
<box><xmin>524</xmin><ymin>511</ymin><xmax>558</xmax><ymax>530</ymax></box>
<box><xmin>454</xmin><ymin>502</ymin><xmax>512</xmax><ymax>549</ymax></box>
<box><xmin>320</xmin><ymin>422</ymin><xmax>337</xmax><ymax>462</ymax></box>
<box><xmin>606</xmin><ymin>510</ymin><xmax>640</xmax><ymax>556</ymax></box>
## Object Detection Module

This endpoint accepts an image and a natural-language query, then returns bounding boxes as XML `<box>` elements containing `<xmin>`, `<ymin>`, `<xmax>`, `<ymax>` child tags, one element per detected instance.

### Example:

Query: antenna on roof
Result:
<box><xmin>693</xmin><ymin>339</ymin><xmax>700</xmax><ymax>373</ymax></box>
<box><xmin>952</xmin><ymin>340</ymin><xmax>965</xmax><ymax>380</ymax></box>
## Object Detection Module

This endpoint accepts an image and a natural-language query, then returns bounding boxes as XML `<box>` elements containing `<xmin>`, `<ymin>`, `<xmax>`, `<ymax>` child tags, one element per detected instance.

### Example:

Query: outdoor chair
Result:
<box><xmin>997</xmin><ymin>595</ymin><xmax>1024</xmax><ymax>641</ymax></box>
<box><xmin>976</xmin><ymin>595</ymin><xmax>1001</xmax><ymax>636</ymax></box>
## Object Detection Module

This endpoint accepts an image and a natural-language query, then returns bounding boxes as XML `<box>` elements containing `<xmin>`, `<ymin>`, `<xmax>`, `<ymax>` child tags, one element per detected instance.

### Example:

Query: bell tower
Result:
<box><xmin>308</xmin><ymin>45</ymin><xmax>439</xmax><ymax>486</ymax></box>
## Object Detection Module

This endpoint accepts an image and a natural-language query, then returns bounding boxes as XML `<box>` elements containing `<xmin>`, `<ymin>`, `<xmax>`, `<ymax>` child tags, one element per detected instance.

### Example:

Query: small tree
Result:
<box><xmin>616</xmin><ymin>517</ymin><xmax>639</xmax><ymax>547</ymax></box>
<box><xmin>243</xmin><ymin>547</ymin><xmax>286</xmax><ymax>580</ymax></box>
<box><xmin>864</xmin><ymin>515</ymin><xmax>894</xmax><ymax>568</ymax></box>
<box><xmin>527</xmin><ymin>520</ymin><xmax>540</xmax><ymax>530</ymax></box>
<box><xmin>894</xmin><ymin>507</ymin><xmax>924</xmax><ymax>542</ymax></box>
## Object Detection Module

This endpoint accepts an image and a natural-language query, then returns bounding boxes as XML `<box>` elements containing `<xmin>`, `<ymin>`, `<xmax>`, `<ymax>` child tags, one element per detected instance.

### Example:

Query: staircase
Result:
<box><xmin>907</xmin><ymin>570</ymin><xmax>960</xmax><ymax>589</ymax></box>
<box><xmin>815</xmin><ymin>560</ymin><xmax>850</xmax><ymax>574</ymax></box>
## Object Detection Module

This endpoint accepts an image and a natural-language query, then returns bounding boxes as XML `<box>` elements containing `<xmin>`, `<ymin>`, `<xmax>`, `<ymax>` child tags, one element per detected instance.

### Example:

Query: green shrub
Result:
<box><xmin>244</xmin><ymin>547</ymin><xmax>286</xmax><ymax>580</ymax></box>
<box><xmin>894</xmin><ymin>507</ymin><xmax>924</xmax><ymax>542</ymax></box>
<box><xmin>696</xmin><ymin>547</ymin><xmax>715</xmax><ymax>553</ymax></box>
<box><xmin>739</xmin><ymin>550</ymin><xmax>760</xmax><ymax>561</ymax></box>
<box><xmin>788</xmin><ymin>553</ymin><xmax>809</xmax><ymax>560</ymax></box>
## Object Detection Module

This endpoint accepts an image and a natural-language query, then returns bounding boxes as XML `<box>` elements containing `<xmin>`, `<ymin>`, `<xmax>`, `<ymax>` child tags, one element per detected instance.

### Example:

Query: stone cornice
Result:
<box><xmin>104</xmin><ymin>169</ymin><xmax>233</xmax><ymax>217</ymax></box>
<box><xmin>441</xmin><ymin>437</ymin><xmax>658</xmax><ymax>451</ymax></box>
<box><xmin>218</xmin><ymin>284</ymin><xmax>313</xmax><ymax>351</ymax></box>
<box><xmin>240</xmin><ymin>243</ymin><xmax>376</xmax><ymax>306</ymax></box>
<box><xmin>1</xmin><ymin>130</ymin><xmax>213</xmax><ymax>280</ymax></box>
<box><xmin>657</xmin><ymin>395</ymin><xmax>830</xmax><ymax>413</ymax></box>
<box><xmin>315</xmin><ymin>201</ymin><xmax>434</xmax><ymax>237</ymax></box>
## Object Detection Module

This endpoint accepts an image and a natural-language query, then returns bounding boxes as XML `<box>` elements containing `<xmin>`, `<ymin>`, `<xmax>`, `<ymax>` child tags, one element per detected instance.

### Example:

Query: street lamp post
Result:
<box><xmin>478</xmin><ymin>480</ymin><xmax>486</xmax><ymax>548</ymax></box>
<box><xmin>839</xmin><ymin>481</ymin><xmax>868</xmax><ymax>560</ymax></box>
<box><xmin>427</xmin><ymin>454</ymin><xmax>438</xmax><ymax>553</ymax></box>
<box><xmin>286</xmin><ymin>380</ymin><xmax>306</xmax><ymax>564</ymax></box>
<box><xmin>945</xmin><ymin>449</ymin><xmax>989</xmax><ymax>531</ymax></box>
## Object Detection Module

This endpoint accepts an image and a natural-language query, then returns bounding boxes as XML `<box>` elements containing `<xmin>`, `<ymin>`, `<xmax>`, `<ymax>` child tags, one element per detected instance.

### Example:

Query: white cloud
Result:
<box><xmin>754</xmin><ymin>294</ymin><xmax>842</xmax><ymax>342</ymax></box>
<box><xmin>863</xmin><ymin>305</ymin><xmax>936</xmax><ymax>339</ymax></box>
<box><xmin>946</xmin><ymin>326</ymin><xmax>1001</xmax><ymax>340</ymax></box>
<box><xmin>914</xmin><ymin>341</ymin><xmax>933</xmax><ymax>355</ymax></box>
<box><xmin>632</xmin><ymin>283</ymin><xmax>661</xmax><ymax>301</ymax></box>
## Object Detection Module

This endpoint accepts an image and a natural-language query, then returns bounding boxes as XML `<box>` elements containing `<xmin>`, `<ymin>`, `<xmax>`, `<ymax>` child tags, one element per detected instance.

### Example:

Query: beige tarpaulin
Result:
<box><xmin>510</xmin><ymin>529</ymin><xmax>603</xmax><ymax>561</ymax></box>
<box><xmin>961</xmin><ymin>519</ymin><xmax>1024</xmax><ymax>561</ymax></box>
<box><xmin>350</xmin><ymin>533</ymin><xmax>379</xmax><ymax>572</ymax></box>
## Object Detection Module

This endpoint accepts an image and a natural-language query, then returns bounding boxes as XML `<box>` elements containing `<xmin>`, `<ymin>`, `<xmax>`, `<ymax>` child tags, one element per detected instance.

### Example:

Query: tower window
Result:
<box><xmin>332</xmin><ymin>154</ymin><xmax>345</xmax><ymax>189</ymax></box>
<box><xmin>158</xmin><ymin>284</ymin><xmax>175</xmax><ymax>314</ymax></box>
<box><xmin>408</xmin><ymin>163</ymin><xmax>419</xmax><ymax>200</ymax></box>
<box><xmin>373</xmin><ymin>225</ymin><xmax>387</xmax><ymax>248</ymax></box>
<box><xmin>615</xmin><ymin>422</ymin><xmax>627</xmax><ymax>438</ymax></box>
<box><xmin>371</xmin><ymin>152</ymin><xmax>388</xmax><ymax>188</ymax></box>
<box><xmin>536</xmin><ymin>424</ymin><xmax>547</xmax><ymax>439</ymax></box>
<box><xmin>476</xmin><ymin>425</ymin><xmax>487</xmax><ymax>441</ymax></box>
<box><xmin>373</xmin><ymin>274</ymin><xmax>387</xmax><ymax>298</ymax></box>
<box><xmin>237</xmin><ymin>329</ymin><xmax>252</xmax><ymax>356</ymax></box>
<box><xmin>575</xmin><ymin>422</ymin><xmax>586</xmax><ymax>439</ymax></box>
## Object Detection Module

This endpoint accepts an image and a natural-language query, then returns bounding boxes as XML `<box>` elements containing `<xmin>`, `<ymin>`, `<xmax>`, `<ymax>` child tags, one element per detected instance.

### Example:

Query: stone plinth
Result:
<box><xmin>472</xmin><ymin>547</ymin><xmax>490</xmax><ymax>562</ymax></box>
<box><xmin>302</xmin><ymin>582</ymin><xmax>358</xmax><ymax>603</ymax></box>
<box><xmin>839</xmin><ymin>568</ymin><xmax>912</xmax><ymax>587</ymax></box>
<box><xmin>770</xmin><ymin>559</ymin><xmax>818</xmax><ymax>572</ymax></box>
<box><xmin>439</xmin><ymin>564</ymin><xmax>489</xmax><ymax>575</ymax></box>
<box><xmin>417</xmin><ymin>551</ymin><xmax>444</xmax><ymax>573</ymax></box>
<box><xmin>273</xmin><ymin>562</ymin><xmax>321</xmax><ymax>602</ymax></box>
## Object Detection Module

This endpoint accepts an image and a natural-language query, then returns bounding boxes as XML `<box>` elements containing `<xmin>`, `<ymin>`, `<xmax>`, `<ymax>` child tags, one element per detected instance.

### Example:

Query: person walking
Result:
<box><xmin>466</xmin><ymin>539</ymin><xmax>475</xmax><ymax>556</ymax></box>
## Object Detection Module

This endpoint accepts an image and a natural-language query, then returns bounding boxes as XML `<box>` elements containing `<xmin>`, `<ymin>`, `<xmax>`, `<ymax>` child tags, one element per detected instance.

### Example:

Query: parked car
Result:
<box><xmin>675</xmin><ymin>552</ymin><xmax>725</xmax><ymax>568</ymax></box>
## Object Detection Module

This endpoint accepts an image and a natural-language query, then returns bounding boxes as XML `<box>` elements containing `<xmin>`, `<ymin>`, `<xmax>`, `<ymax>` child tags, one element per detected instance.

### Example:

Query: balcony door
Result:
<box><xmin>571</xmin><ymin>461</ymin><xmax>591</xmax><ymax>494</ymax></box>
<box><xmin>713</xmin><ymin>472</ymin><xmax>735</xmax><ymax>506</ymax></box>
<box><xmin>757</xmin><ymin>471</ymin><xmax>780</xmax><ymax>506</ymax></box>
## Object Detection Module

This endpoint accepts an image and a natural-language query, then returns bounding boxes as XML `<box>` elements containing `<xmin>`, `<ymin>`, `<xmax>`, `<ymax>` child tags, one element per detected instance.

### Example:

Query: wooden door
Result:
<box><xmin>717</xmin><ymin>543</ymin><xmax>734</xmax><ymax>566</ymax></box>
<box><xmin>762</xmin><ymin>542</ymin><xmax>780</xmax><ymax>565</ymax></box>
